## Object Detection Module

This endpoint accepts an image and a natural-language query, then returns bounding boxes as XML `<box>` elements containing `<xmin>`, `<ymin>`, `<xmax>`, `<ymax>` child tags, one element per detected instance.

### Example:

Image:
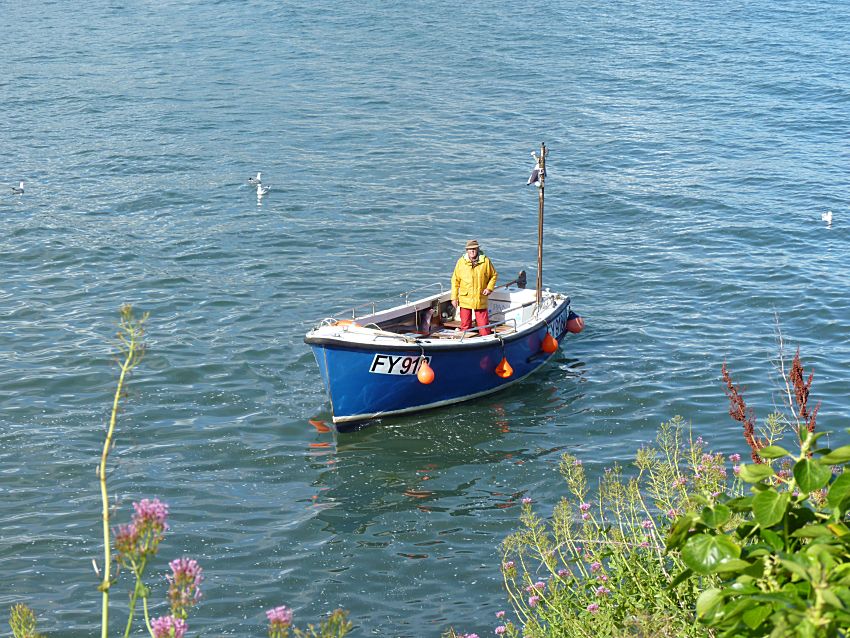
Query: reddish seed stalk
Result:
<box><xmin>789</xmin><ymin>348</ymin><xmax>820</xmax><ymax>434</ymax></box>
<box><xmin>722</xmin><ymin>362</ymin><xmax>764</xmax><ymax>464</ymax></box>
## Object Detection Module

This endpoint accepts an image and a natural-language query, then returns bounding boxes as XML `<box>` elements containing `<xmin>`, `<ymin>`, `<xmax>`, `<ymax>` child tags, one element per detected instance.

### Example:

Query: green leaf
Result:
<box><xmin>696</xmin><ymin>587</ymin><xmax>724</xmax><ymax>619</ymax></box>
<box><xmin>665</xmin><ymin>513</ymin><xmax>698</xmax><ymax>552</ymax></box>
<box><xmin>739</xmin><ymin>463</ymin><xmax>775</xmax><ymax>484</ymax></box>
<box><xmin>828</xmin><ymin>472</ymin><xmax>850</xmax><ymax>509</ymax></box>
<box><xmin>819</xmin><ymin>445</ymin><xmax>850</xmax><ymax>464</ymax></box>
<box><xmin>794</xmin><ymin>458</ymin><xmax>832</xmax><ymax>493</ymax></box>
<box><xmin>681</xmin><ymin>533</ymin><xmax>741</xmax><ymax>575</ymax></box>
<box><xmin>701</xmin><ymin>503</ymin><xmax>731</xmax><ymax>529</ymax></box>
<box><xmin>713</xmin><ymin>558</ymin><xmax>753</xmax><ymax>572</ymax></box>
<box><xmin>761</xmin><ymin>529</ymin><xmax>784</xmax><ymax>551</ymax></box>
<box><xmin>791</xmin><ymin>524</ymin><xmax>834</xmax><ymax>539</ymax></box>
<box><xmin>752</xmin><ymin>489</ymin><xmax>790</xmax><ymax>528</ymax></box>
<box><xmin>670</xmin><ymin>567</ymin><xmax>693</xmax><ymax>589</ymax></box>
<box><xmin>726</xmin><ymin>495</ymin><xmax>754</xmax><ymax>513</ymax></box>
<box><xmin>822</xmin><ymin>588</ymin><xmax>844</xmax><ymax>609</ymax></box>
<box><xmin>742</xmin><ymin>604</ymin><xmax>773</xmax><ymax>630</ymax></box>
<box><xmin>780</xmin><ymin>557</ymin><xmax>812</xmax><ymax>580</ymax></box>
<box><xmin>759</xmin><ymin>445</ymin><xmax>791</xmax><ymax>459</ymax></box>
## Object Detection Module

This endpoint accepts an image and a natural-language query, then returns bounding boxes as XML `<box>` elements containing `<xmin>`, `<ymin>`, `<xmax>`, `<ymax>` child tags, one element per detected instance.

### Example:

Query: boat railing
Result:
<box><xmin>335</xmin><ymin>282</ymin><xmax>445</xmax><ymax>320</ymax></box>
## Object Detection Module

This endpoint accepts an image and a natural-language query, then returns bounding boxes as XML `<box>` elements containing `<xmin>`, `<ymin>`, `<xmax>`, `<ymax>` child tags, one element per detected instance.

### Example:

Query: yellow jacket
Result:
<box><xmin>451</xmin><ymin>253</ymin><xmax>498</xmax><ymax>310</ymax></box>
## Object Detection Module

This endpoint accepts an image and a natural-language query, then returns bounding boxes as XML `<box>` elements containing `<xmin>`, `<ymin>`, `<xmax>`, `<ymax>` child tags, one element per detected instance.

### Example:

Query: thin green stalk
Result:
<box><xmin>98</xmin><ymin>306</ymin><xmax>146</xmax><ymax>638</ymax></box>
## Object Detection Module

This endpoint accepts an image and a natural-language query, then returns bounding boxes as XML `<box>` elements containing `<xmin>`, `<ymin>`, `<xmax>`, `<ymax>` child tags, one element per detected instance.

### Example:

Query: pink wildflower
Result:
<box><xmin>266</xmin><ymin>605</ymin><xmax>293</xmax><ymax>637</ymax></box>
<box><xmin>579</xmin><ymin>502</ymin><xmax>591</xmax><ymax>512</ymax></box>
<box><xmin>168</xmin><ymin>557</ymin><xmax>203</xmax><ymax>616</ymax></box>
<box><xmin>495</xmin><ymin>626</ymin><xmax>506</xmax><ymax>635</ymax></box>
<box><xmin>590</xmin><ymin>561</ymin><xmax>602</xmax><ymax>573</ymax></box>
<box><xmin>557</xmin><ymin>568</ymin><xmax>568</xmax><ymax>578</ymax></box>
<box><xmin>113</xmin><ymin>498</ymin><xmax>169</xmax><ymax>562</ymax></box>
<box><xmin>641</xmin><ymin>519</ymin><xmax>653</xmax><ymax>530</ymax></box>
<box><xmin>495</xmin><ymin>610</ymin><xmax>505</xmax><ymax>619</ymax></box>
<box><xmin>587</xmin><ymin>603</ymin><xmax>599</xmax><ymax>614</ymax></box>
<box><xmin>150</xmin><ymin>615</ymin><xmax>187</xmax><ymax>638</ymax></box>
<box><xmin>522</xmin><ymin>497</ymin><xmax>532</xmax><ymax>505</ymax></box>
<box><xmin>729</xmin><ymin>453</ymin><xmax>741</xmax><ymax>463</ymax></box>
<box><xmin>528</xmin><ymin>595</ymin><xmax>540</xmax><ymax>607</ymax></box>
<box><xmin>581</xmin><ymin>513</ymin><xmax>589</xmax><ymax>521</ymax></box>
<box><xmin>595</xmin><ymin>586</ymin><xmax>610</xmax><ymax>596</ymax></box>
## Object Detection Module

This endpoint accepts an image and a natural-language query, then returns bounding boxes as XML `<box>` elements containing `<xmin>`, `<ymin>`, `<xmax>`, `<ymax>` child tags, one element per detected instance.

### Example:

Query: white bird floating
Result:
<box><xmin>248</xmin><ymin>172</ymin><xmax>262</xmax><ymax>186</ymax></box>
<box><xmin>11</xmin><ymin>181</ymin><xmax>24</xmax><ymax>195</ymax></box>
<box><xmin>257</xmin><ymin>183</ymin><xmax>270</xmax><ymax>197</ymax></box>
<box><xmin>822</xmin><ymin>210</ymin><xmax>833</xmax><ymax>225</ymax></box>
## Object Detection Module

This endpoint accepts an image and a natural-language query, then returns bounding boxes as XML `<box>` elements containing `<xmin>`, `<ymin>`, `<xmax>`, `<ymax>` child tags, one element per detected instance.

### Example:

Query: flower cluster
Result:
<box><xmin>167</xmin><ymin>557</ymin><xmax>204</xmax><ymax>618</ymax></box>
<box><xmin>150</xmin><ymin>615</ymin><xmax>187</xmax><ymax>638</ymax></box>
<box><xmin>113</xmin><ymin>498</ymin><xmax>169</xmax><ymax>563</ymax></box>
<box><xmin>267</xmin><ymin>605</ymin><xmax>293</xmax><ymax>638</ymax></box>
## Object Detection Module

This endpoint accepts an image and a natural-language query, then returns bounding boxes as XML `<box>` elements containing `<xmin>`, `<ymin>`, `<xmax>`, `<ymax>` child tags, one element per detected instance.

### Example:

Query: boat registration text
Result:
<box><xmin>369</xmin><ymin>354</ymin><xmax>431</xmax><ymax>375</ymax></box>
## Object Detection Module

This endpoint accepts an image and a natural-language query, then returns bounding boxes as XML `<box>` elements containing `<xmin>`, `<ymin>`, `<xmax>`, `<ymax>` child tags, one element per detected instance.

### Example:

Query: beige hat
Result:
<box><xmin>465</xmin><ymin>240</ymin><xmax>480</xmax><ymax>250</ymax></box>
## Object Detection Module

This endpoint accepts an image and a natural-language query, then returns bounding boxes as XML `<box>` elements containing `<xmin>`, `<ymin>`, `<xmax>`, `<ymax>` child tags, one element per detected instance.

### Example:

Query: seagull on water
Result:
<box><xmin>248</xmin><ymin>172</ymin><xmax>262</xmax><ymax>186</ymax></box>
<box><xmin>822</xmin><ymin>210</ymin><xmax>833</xmax><ymax>225</ymax></box>
<box><xmin>11</xmin><ymin>181</ymin><xmax>24</xmax><ymax>195</ymax></box>
<box><xmin>257</xmin><ymin>183</ymin><xmax>271</xmax><ymax>197</ymax></box>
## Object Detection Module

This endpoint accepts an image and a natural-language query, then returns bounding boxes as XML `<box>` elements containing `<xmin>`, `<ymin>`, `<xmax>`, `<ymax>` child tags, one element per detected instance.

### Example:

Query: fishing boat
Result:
<box><xmin>305</xmin><ymin>144</ymin><xmax>584</xmax><ymax>424</ymax></box>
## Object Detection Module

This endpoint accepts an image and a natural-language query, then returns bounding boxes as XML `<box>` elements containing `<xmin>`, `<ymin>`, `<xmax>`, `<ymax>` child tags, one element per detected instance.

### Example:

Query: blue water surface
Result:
<box><xmin>2</xmin><ymin>1</ymin><xmax>849</xmax><ymax>636</ymax></box>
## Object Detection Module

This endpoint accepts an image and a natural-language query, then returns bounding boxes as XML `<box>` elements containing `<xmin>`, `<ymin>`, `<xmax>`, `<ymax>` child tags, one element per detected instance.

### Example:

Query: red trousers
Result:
<box><xmin>459</xmin><ymin>308</ymin><xmax>492</xmax><ymax>336</ymax></box>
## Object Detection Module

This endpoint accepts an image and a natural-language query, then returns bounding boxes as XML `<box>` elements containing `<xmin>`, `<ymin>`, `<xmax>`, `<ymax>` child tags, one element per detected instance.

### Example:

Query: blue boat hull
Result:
<box><xmin>307</xmin><ymin>300</ymin><xmax>572</xmax><ymax>423</ymax></box>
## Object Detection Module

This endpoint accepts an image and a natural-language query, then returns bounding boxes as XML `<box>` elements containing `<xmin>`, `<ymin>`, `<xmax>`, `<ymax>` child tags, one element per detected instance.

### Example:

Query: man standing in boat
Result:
<box><xmin>451</xmin><ymin>239</ymin><xmax>498</xmax><ymax>336</ymax></box>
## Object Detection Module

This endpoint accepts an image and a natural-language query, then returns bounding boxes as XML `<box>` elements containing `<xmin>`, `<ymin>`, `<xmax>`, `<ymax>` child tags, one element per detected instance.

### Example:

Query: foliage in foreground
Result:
<box><xmin>667</xmin><ymin>352</ymin><xmax>850</xmax><ymax>638</ymax></box>
<box><xmin>8</xmin><ymin>307</ymin><xmax>350</xmax><ymax>638</ymax></box>
<box><xmin>495</xmin><ymin>415</ymin><xmax>724</xmax><ymax>638</ymax></box>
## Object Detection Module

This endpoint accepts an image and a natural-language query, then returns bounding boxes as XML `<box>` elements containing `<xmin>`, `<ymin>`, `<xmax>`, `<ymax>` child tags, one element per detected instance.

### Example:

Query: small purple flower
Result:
<box><xmin>587</xmin><ymin>603</ymin><xmax>599</xmax><ymax>614</ymax></box>
<box><xmin>168</xmin><ymin>557</ymin><xmax>203</xmax><ymax>616</ymax></box>
<box><xmin>503</xmin><ymin>561</ymin><xmax>515</xmax><ymax>571</ymax></box>
<box><xmin>640</xmin><ymin>541</ymin><xmax>650</xmax><ymax>549</ymax></box>
<box><xmin>590</xmin><ymin>561</ymin><xmax>602</xmax><ymax>573</ymax></box>
<box><xmin>641</xmin><ymin>519</ymin><xmax>653</xmax><ymax>530</ymax></box>
<box><xmin>573</xmin><ymin>459</ymin><xmax>583</xmax><ymax>467</ymax></box>
<box><xmin>134</xmin><ymin>498</ymin><xmax>169</xmax><ymax>528</ymax></box>
<box><xmin>266</xmin><ymin>606</ymin><xmax>293</xmax><ymax>626</ymax></box>
<box><xmin>495</xmin><ymin>610</ymin><xmax>505</xmax><ymax>619</ymax></box>
<box><xmin>557</xmin><ymin>568</ymin><xmax>568</xmax><ymax>578</ymax></box>
<box><xmin>595</xmin><ymin>586</ymin><xmax>610</xmax><ymax>597</ymax></box>
<box><xmin>729</xmin><ymin>453</ymin><xmax>741</xmax><ymax>463</ymax></box>
<box><xmin>666</xmin><ymin>509</ymin><xmax>678</xmax><ymax>519</ymax></box>
<box><xmin>528</xmin><ymin>595</ymin><xmax>540</xmax><ymax>608</ymax></box>
<box><xmin>733</xmin><ymin>465</ymin><xmax>741</xmax><ymax>475</ymax></box>
<box><xmin>151</xmin><ymin>615</ymin><xmax>187</xmax><ymax>638</ymax></box>
<box><xmin>672</xmin><ymin>477</ymin><xmax>687</xmax><ymax>488</ymax></box>
<box><xmin>495</xmin><ymin>626</ymin><xmax>506</xmax><ymax>635</ymax></box>
<box><xmin>113</xmin><ymin>498</ymin><xmax>169</xmax><ymax>562</ymax></box>
<box><xmin>598</xmin><ymin>574</ymin><xmax>608</xmax><ymax>583</ymax></box>
<box><xmin>521</xmin><ymin>497</ymin><xmax>532</xmax><ymax>505</ymax></box>
<box><xmin>533</xmin><ymin>581</ymin><xmax>546</xmax><ymax>591</ymax></box>
<box><xmin>581</xmin><ymin>513</ymin><xmax>589</xmax><ymax>521</ymax></box>
<box><xmin>695</xmin><ymin>436</ymin><xmax>704</xmax><ymax>446</ymax></box>
<box><xmin>579</xmin><ymin>502</ymin><xmax>591</xmax><ymax>512</ymax></box>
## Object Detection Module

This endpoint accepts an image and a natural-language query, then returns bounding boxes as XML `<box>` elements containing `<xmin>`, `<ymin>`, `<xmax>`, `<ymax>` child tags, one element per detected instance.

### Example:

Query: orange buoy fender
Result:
<box><xmin>542</xmin><ymin>333</ymin><xmax>559</xmax><ymax>353</ymax></box>
<box><xmin>495</xmin><ymin>357</ymin><xmax>514</xmax><ymax>378</ymax></box>
<box><xmin>566</xmin><ymin>311</ymin><xmax>585</xmax><ymax>334</ymax></box>
<box><xmin>417</xmin><ymin>358</ymin><xmax>435</xmax><ymax>384</ymax></box>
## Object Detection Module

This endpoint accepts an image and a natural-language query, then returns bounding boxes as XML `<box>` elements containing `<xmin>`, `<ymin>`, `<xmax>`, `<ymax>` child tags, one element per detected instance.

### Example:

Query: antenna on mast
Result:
<box><xmin>529</xmin><ymin>142</ymin><xmax>548</xmax><ymax>306</ymax></box>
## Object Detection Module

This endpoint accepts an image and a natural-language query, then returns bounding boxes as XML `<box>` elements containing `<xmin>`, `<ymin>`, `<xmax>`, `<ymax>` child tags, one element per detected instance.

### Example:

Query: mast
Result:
<box><xmin>534</xmin><ymin>142</ymin><xmax>547</xmax><ymax>306</ymax></box>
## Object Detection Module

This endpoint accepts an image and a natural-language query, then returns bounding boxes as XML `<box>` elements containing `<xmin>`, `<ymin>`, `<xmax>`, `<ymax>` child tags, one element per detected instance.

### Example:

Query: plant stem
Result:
<box><xmin>99</xmin><ymin>307</ymin><xmax>145</xmax><ymax>638</ymax></box>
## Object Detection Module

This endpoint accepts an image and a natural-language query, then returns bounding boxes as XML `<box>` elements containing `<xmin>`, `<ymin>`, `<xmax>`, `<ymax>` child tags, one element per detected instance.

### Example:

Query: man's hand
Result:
<box><xmin>482</xmin><ymin>289</ymin><xmax>491</xmax><ymax>296</ymax></box>
<box><xmin>452</xmin><ymin>298</ymin><xmax>458</xmax><ymax>308</ymax></box>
